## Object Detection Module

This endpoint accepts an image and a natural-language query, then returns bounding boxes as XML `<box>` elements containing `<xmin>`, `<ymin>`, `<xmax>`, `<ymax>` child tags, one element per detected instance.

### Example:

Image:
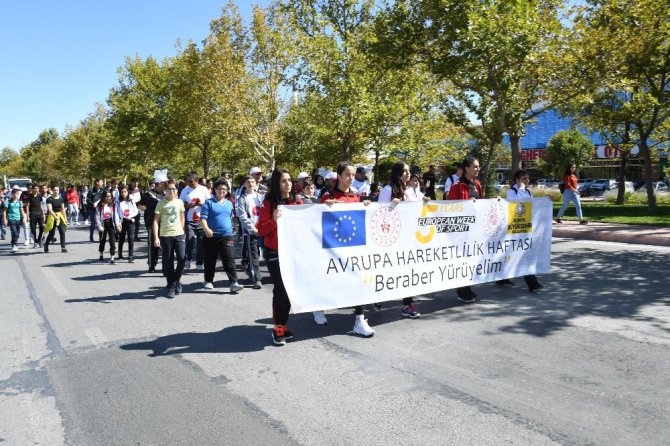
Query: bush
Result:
<box><xmin>527</xmin><ymin>187</ymin><xmax>562</xmax><ymax>202</ymax></box>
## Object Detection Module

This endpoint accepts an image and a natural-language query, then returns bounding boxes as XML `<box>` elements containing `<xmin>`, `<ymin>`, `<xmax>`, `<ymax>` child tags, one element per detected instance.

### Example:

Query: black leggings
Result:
<box><xmin>265</xmin><ymin>249</ymin><xmax>290</xmax><ymax>326</ymax></box>
<box><xmin>99</xmin><ymin>219</ymin><xmax>117</xmax><ymax>255</ymax></box>
<box><xmin>45</xmin><ymin>221</ymin><xmax>66</xmax><ymax>248</ymax></box>
<box><xmin>118</xmin><ymin>219</ymin><xmax>135</xmax><ymax>257</ymax></box>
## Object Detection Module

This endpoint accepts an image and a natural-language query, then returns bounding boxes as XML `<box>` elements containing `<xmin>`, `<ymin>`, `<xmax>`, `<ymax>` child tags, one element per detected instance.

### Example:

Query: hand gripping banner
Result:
<box><xmin>277</xmin><ymin>198</ymin><xmax>552</xmax><ymax>313</ymax></box>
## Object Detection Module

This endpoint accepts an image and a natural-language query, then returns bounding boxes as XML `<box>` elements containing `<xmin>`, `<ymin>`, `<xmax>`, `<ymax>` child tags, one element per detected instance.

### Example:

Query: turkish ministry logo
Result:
<box><xmin>370</xmin><ymin>206</ymin><xmax>401</xmax><ymax>247</ymax></box>
<box><xmin>322</xmin><ymin>210</ymin><xmax>367</xmax><ymax>248</ymax></box>
<box><xmin>483</xmin><ymin>202</ymin><xmax>505</xmax><ymax>237</ymax></box>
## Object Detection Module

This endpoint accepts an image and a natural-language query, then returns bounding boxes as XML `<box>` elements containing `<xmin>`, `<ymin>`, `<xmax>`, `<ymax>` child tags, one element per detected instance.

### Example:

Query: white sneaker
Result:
<box><xmin>24</xmin><ymin>239</ymin><xmax>30</xmax><ymax>246</ymax></box>
<box><xmin>185</xmin><ymin>260</ymin><xmax>191</xmax><ymax>270</ymax></box>
<box><xmin>196</xmin><ymin>264</ymin><xmax>204</xmax><ymax>272</ymax></box>
<box><xmin>203</xmin><ymin>281</ymin><xmax>214</xmax><ymax>290</ymax></box>
<box><xmin>11</xmin><ymin>245</ymin><xmax>19</xmax><ymax>253</ymax></box>
<box><xmin>230</xmin><ymin>282</ymin><xmax>244</xmax><ymax>293</ymax></box>
<box><xmin>313</xmin><ymin>311</ymin><xmax>328</xmax><ymax>325</ymax></box>
<box><xmin>353</xmin><ymin>316</ymin><xmax>375</xmax><ymax>337</ymax></box>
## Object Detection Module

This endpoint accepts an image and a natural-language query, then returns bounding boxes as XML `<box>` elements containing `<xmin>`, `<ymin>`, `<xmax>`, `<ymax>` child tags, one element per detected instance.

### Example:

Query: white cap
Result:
<box><xmin>297</xmin><ymin>171</ymin><xmax>310</xmax><ymax>179</ymax></box>
<box><xmin>326</xmin><ymin>172</ymin><xmax>337</xmax><ymax>180</ymax></box>
<box><xmin>250</xmin><ymin>167</ymin><xmax>262</xmax><ymax>175</ymax></box>
<box><xmin>153</xmin><ymin>169</ymin><xmax>168</xmax><ymax>183</ymax></box>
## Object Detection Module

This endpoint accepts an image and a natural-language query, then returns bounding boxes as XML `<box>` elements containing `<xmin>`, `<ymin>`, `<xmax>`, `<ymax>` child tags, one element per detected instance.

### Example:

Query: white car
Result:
<box><xmin>609</xmin><ymin>181</ymin><xmax>635</xmax><ymax>193</ymax></box>
<box><xmin>637</xmin><ymin>181</ymin><xmax>669</xmax><ymax>193</ymax></box>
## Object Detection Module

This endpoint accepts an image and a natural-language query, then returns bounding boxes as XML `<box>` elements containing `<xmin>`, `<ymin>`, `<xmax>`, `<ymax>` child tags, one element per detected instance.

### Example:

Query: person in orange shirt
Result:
<box><xmin>556</xmin><ymin>163</ymin><xmax>588</xmax><ymax>225</ymax></box>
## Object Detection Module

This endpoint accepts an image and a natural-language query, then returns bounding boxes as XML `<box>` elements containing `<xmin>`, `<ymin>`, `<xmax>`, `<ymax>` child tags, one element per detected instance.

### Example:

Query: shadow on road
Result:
<box><xmin>120</xmin><ymin>325</ymin><xmax>270</xmax><ymax>355</ymax></box>
<box><xmin>65</xmin><ymin>287</ymin><xmax>166</xmax><ymax>303</ymax></box>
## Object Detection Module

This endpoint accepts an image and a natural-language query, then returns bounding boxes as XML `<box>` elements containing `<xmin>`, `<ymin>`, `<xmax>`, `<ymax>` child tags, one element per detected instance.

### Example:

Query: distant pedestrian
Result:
<box><xmin>180</xmin><ymin>172</ymin><xmax>211</xmax><ymax>272</ymax></box>
<box><xmin>96</xmin><ymin>191</ymin><xmax>119</xmax><ymax>264</ymax></box>
<box><xmin>422</xmin><ymin>165</ymin><xmax>438</xmax><ymax>200</ymax></box>
<box><xmin>556</xmin><ymin>163</ymin><xmax>588</xmax><ymax>225</ymax></box>
<box><xmin>3</xmin><ymin>188</ymin><xmax>26</xmax><ymax>253</ymax></box>
<box><xmin>443</xmin><ymin>163</ymin><xmax>463</xmax><ymax>200</ymax></box>
<box><xmin>43</xmin><ymin>186</ymin><xmax>68</xmax><ymax>253</ymax></box>
<box><xmin>116</xmin><ymin>185</ymin><xmax>139</xmax><ymax>263</ymax></box>
<box><xmin>139</xmin><ymin>176</ymin><xmax>166</xmax><ymax>273</ymax></box>
<box><xmin>235</xmin><ymin>175</ymin><xmax>263</xmax><ymax>288</ymax></box>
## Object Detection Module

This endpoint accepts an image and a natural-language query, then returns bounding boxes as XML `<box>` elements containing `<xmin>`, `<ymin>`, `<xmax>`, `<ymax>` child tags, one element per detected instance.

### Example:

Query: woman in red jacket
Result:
<box><xmin>447</xmin><ymin>156</ymin><xmax>483</xmax><ymax>303</ymax></box>
<box><xmin>257</xmin><ymin>169</ymin><xmax>303</xmax><ymax>346</ymax></box>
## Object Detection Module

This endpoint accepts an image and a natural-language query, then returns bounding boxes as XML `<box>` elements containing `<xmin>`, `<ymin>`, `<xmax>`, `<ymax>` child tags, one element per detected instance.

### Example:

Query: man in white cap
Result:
<box><xmin>180</xmin><ymin>171</ymin><xmax>211</xmax><ymax>271</ymax></box>
<box><xmin>249</xmin><ymin>167</ymin><xmax>268</xmax><ymax>194</ymax></box>
<box><xmin>138</xmin><ymin>171</ymin><xmax>167</xmax><ymax>272</ymax></box>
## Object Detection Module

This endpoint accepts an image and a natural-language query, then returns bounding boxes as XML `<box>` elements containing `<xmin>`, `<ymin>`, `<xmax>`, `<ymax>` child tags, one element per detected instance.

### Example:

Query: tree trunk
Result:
<box><xmin>340</xmin><ymin>136</ymin><xmax>350</xmax><ymax>162</ymax></box>
<box><xmin>373</xmin><ymin>149</ymin><xmax>380</xmax><ymax>184</ymax></box>
<box><xmin>615</xmin><ymin>152</ymin><xmax>628</xmax><ymax>205</ymax></box>
<box><xmin>202</xmin><ymin>141</ymin><xmax>210</xmax><ymax>179</ymax></box>
<box><xmin>509</xmin><ymin>132</ymin><xmax>523</xmax><ymax>173</ymax></box>
<box><xmin>638</xmin><ymin>138</ymin><xmax>657</xmax><ymax>214</ymax></box>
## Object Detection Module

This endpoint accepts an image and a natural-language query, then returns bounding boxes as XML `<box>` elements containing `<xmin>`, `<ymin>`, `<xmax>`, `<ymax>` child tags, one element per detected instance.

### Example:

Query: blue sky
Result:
<box><xmin>0</xmin><ymin>1</ymin><xmax>267</xmax><ymax>151</ymax></box>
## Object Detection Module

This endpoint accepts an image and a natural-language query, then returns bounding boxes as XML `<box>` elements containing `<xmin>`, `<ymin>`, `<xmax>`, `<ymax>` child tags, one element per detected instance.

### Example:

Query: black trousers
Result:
<box><xmin>146</xmin><ymin>225</ymin><xmax>160</xmax><ymax>270</ymax></box>
<box><xmin>161</xmin><ymin>234</ymin><xmax>186</xmax><ymax>287</ymax></box>
<box><xmin>524</xmin><ymin>274</ymin><xmax>541</xmax><ymax>290</ymax></box>
<box><xmin>265</xmin><ymin>249</ymin><xmax>290</xmax><ymax>326</ymax></box>
<box><xmin>118</xmin><ymin>219</ymin><xmax>135</xmax><ymax>257</ymax></box>
<box><xmin>30</xmin><ymin>214</ymin><xmax>44</xmax><ymax>242</ymax></box>
<box><xmin>45</xmin><ymin>220</ymin><xmax>66</xmax><ymax>248</ymax></box>
<box><xmin>99</xmin><ymin>219</ymin><xmax>117</xmax><ymax>255</ymax></box>
<box><xmin>134</xmin><ymin>213</ymin><xmax>141</xmax><ymax>238</ymax></box>
<box><xmin>203</xmin><ymin>235</ymin><xmax>238</xmax><ymax>284</ymax></box>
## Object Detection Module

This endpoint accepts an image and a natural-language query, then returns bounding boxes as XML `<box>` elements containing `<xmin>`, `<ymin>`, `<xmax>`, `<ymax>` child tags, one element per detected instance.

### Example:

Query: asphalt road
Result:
<box><xmin>1</xmin><ymin>224</ymin><xmax>669</xmax><ymax>446</ymax></box>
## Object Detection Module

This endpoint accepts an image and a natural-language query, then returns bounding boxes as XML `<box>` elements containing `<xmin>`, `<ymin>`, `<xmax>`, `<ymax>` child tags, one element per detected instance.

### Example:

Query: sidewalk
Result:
<box><xmin>552</xmin><ymin>220</ymin><xmax>670</xmax><ymax>247</ymax></box>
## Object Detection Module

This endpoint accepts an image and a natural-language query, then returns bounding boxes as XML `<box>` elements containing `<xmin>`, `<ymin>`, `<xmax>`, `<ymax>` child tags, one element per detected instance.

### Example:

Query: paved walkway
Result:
<box><xmin>552</xmin><ymin>220</ymin><xmax>670</xmax><ymax>247</ymax></box>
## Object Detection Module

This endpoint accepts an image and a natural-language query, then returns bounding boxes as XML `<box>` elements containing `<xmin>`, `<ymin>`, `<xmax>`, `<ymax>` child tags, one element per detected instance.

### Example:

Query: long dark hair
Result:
<box><xmin>461</xmin><ymin>156</ymin><xmax>479</xmax><ymax>182</ymax></box>
<box><xmin>266</xmin><ymin>168</ymin><xmax>292</xmax><ymax>206</ymax></box>
<box><xmin>563</xmin><ymin>163</ymin><xmax>576</xmax><ymax>176</ymax></box>
<box><xmin>390</xmin><ymin>162</ymin><xmax>407</xmax><ymax>200</ymax></box>
<box><xmin>98</xmin><ymin>191</ymin><xmax>113</xmax><ymax>209</ymax></box>
<box><xmin>335</xmin><ymin>161</ymin><xmax>354</xmax><ymax>190</ymax></box>
<box><xmin>513</xmin><ymin>169</ymin><xmax>528</xmax><ymax>182</ymax></box>
<box><xmin>119</xmin><ymin>185</ymin><xmax>131</xmax><ymax>202</ymax></box>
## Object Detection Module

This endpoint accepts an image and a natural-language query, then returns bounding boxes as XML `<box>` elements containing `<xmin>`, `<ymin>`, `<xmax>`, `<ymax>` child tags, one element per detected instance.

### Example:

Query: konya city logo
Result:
<box><xmin>322</xmin><ymin>210</ymin><xmax>367</xmax><ymax>248</ymax></box>
<box><xmin>483</xmin><ymin>202</ymin><xmax>505</xmax><ymax>237</ymax></box>
<box><xmin>507</xmin><ymin>202</ymin><xmax>533</xmax><ymax>234</ymax></box>
<box><xmin>369</xmin><ymin>206</ymin><xmax>401</xmax><ymax>247</ymax></box>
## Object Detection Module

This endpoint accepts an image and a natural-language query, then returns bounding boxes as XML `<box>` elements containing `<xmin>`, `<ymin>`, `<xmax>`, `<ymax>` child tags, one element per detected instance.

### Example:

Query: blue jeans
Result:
<box><xmin>185</xmin><ymin>221</ymin><xmax>204</xmax><ymax>265</ymax></box>
<box><xmin>557</xmin><ymin>190</ymin><xmax>584</xmax><ymax>220</ymax></box>
<box><xmin>8</xmin><ymin>220</ymin><xmax>21</xmax><ymax>246</ymax></box>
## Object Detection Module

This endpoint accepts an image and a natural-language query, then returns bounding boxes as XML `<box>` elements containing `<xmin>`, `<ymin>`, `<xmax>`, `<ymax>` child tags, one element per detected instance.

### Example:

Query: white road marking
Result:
<box><xmin>84</xmin><ymin>327</ymin><xmax>109</xmax><ymax>346</ymax></box>
<box><xmin>41</xmin><ymin>267</ymin><xmax>70</xmax><ymax>298</ymax></box>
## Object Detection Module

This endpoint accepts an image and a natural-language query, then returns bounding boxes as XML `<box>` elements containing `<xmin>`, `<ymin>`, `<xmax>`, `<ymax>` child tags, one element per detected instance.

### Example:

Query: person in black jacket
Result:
<box><xmin>138</xmin><ymin>176</ymin><xmax>166</xmax><ymax>272</ymax></box>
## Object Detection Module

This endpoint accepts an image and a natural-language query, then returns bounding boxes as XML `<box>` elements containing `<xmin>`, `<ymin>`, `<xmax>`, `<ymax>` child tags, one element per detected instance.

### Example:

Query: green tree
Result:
<box><xmin>563</xmin><ymin>0</ymin><xmax>670</xmax><ymax>213</ymax></box>
<box><xmin>376</xmin><ymin>0</ymin><xmax>569</xmax><ymax>177</ymax></box>
<box><xmin>536</xmin><ymin>129</ymin><xmax>594</xmax><ymax>179</ymax></box>
<box><xmin>59</xmin><ymin>104</ymin><xmax>109</xmax><ymax>184</ymax></box>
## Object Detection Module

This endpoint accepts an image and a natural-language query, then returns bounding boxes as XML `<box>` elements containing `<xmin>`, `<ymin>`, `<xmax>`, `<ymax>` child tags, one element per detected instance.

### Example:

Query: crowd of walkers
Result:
<box><xmin>2</xmin><ymin>157</ymin><xmax>551</xmax><ymax>346</ymax></box>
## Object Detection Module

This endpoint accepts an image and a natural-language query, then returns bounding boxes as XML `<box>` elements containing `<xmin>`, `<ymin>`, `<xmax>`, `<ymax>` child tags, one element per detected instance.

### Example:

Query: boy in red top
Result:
<box><xmin>66</xmin><ymin>185</ymin><xmax>81</xmax><ymax>225</ymax></box>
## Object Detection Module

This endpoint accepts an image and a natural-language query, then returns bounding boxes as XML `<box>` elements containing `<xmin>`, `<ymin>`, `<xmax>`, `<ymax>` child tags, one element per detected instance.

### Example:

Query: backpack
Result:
<box><xmin>558</xmin><ymin>183</ymin><xmax>565</xmax><ymax>193</ymax></box>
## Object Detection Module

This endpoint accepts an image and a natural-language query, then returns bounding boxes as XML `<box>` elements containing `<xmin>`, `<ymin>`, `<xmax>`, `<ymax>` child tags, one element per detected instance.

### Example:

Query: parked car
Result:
<box><xmin>589</xmin><ymin>179</ymin><xmax>617</xmax><ymax>194</ymax></box>
<box><xmin>578</xmin><ymin>178</ymin><xmax>594</xmax><ymax>195</ymax></box>
<box><xmin>636</xmin><ymin>181</ymin><xmax>669</xmax><ymax>193</ymax></box>
<box><xmin>493</xmin><ymin>179</ymin><xmax>509</xmax><ymax>192</ymax></box>
<box><xmin>536</xmin><ymin>178</ymin><xmax>558</xmax><ymax>188</ymax></box>
<box><xmin>609</xmin><ymin>181</ymin><xmax>635</xmax><ymax>193</ymax></box>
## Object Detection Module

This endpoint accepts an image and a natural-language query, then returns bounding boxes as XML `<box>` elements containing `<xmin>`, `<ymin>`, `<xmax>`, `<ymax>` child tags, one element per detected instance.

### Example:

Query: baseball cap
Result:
<box><xmin>250</xmin><ymin>167</ymin><xmax>262</xmax><ymax>175</ymax></box>
<box><xmin>297</xmin><ymin>171</ymin><xmax>310</xmax><ymax>179</ymax></box>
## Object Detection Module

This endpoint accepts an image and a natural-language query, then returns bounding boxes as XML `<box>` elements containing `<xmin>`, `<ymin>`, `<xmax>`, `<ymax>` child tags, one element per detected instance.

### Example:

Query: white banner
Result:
<box><xmin>277</xmin><ymin>198</ymin><xmax>552</xmax><ymax>313</ymax></box>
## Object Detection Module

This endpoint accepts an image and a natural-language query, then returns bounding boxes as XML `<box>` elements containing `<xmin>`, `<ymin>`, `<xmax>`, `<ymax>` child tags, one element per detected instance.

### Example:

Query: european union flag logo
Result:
<box><xmin>322</xmin><ymin>210</ymin><xmax>367</xmax><ymax>248</ymax></box>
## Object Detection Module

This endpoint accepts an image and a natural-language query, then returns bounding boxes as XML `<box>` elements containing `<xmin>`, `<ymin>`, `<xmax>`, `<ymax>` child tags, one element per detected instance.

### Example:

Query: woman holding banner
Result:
<box><xmin>258</xmin><ymin>169</ymin><xmax>303</xmax><ymax>346</ymax></box>
<box><xmin>506</xmin><ymin>170</ymin><xmax>545</xmax><ymax>293</ymax></box>
<box><xmin>378</xmin><ymin>163</ymin><xmax>430</xmax><ymax>318</ymax></box>
<box><xmin>446</xmin><ymin>156</ymin><xmax>483</xmax><ymax>303</ymax></box>
<box><xmin>320</xmin><ymin>162</ymin><xmax>375</xmax><ymax>338</ymax></box>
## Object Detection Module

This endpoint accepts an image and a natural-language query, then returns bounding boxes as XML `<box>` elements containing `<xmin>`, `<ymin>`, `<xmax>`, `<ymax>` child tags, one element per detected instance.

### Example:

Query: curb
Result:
<box><xmin>552</xmin><ymin>223</ymin><xmax>670</xmax><ymax>247</ymax></box>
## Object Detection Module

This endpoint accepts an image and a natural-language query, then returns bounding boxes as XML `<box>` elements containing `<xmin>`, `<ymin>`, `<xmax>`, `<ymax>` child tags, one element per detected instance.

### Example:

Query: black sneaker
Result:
<box><xmin>44</xmin><ymin>245</ymin><xmax>49</xmax><ymax>253</ymax></box>
<box><xmin>175</xmin><ymin>281</ymin><xmax>182</xmax><ymax>295</ymax></box>
<box><xmin>271</xmin><ymin>327</ymin><xmax>286</xmax><ymax>346</ymax></box>
<box><xmin>496</xmin><ymin>279</ymin><xmax>515</xmax><ymax>287</ymax></box>
<box><xmin>149</xmin><ymin>266</ymin><xmax>156</xmax><ymax>273</ymax></box>
<box><xmin>167</xmin><ymin>287</ymin><xmax>176</xmax><ymax>299</ymax></box>
<box><xmin>372</xmin><ymin>303</ymin><xmax>383</xmax><ymax>311</ymax></box>
<box><xmin>457</xmin><ymin>294</ymin><xmax>476</xmax><ymax>303</ymax></box>
<box><xmin>284</xmin><ymin>329</ymin><xmax>294</xmax><ymax>341</ymax></box>
<box><xmin>61</xmin><ymin>247</ymin><xmax>68</xmax><ymax>253</ymax></box>
<box><xmin>118</xmin><ymin>254</ymin><xmax>124</xmax><ymax>260</ymax></box>
<box><xmin>99</xmin><ymin>254</ymin><xmax>104</xmax><ymax>262</ymax></box>
<box><xmin>555</xmin><ymin>218</ymin><xmax>562</xmax><ymax>224</ymax></box>
<box><xmin>129</xmin><ymin>257</ymin><xmax>134</xmax><ymax>263</ymax></box>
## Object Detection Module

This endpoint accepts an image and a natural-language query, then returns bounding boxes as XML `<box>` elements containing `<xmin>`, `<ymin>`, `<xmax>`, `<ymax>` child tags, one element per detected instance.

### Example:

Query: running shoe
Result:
<box><xmin>372</xmin><ymin>303</ymin><xmax>383</xmax><ymax>311</ymax></box>
<box><xmin>110</xmin><ymin>258</ymin><xmax>116</xmax><ymax>265</ymax></box>
<box><xmin>352</xmin><ymin>317</ymin><xmax>375</xmax><ymax>337</ymax></box>
<box><xmin>272</xmin><ymin>326</ymin><xmax>286</xmax><ymax>346</ymax></box>
<box><xmin>185</xmin><ymin>260</ymin><xmax>191</xmax><ymax>270</ymax></box>
<box><xmin>401</xmin><ymin>305</ymin><xmax>421</xmax><ymax>319</ymax></box>
<box><xmin>167</xmin><ymin>287</ymin><xmax>176</xmax><ymax>299</ymax></box>
<box><xmin>196</xmin><ymin>264</ymin><xmax>204</xmax><ymax>272</ymax></box>
<box><xmin>230</xmin><ymin>282</ymin><xmax>243</xmax><ymax>293</ymax></box>
<box><xmin>457</xmin><ymin>294</ymin><xmax>476</xmax><ymax>303</ymax></box>
<box><xmin>128</xmin><ymin>257</ymin><xmax>134</xmax><ymax>263</ymax></box>
<box><xmin>175</xmin><ymin>281</ymin><xmax>182</xmax><ymax>295</ymax></box>
<box><xmin>203</xmin><ymin>282</ymin><xmax>214</xmax><ymax>290</ymax></box>
<box><xmin>61</xmin><ymin>248</ymin><xmax>68</xmax><ymax>253</ymax></box>
<box><xmin>253</xmin><ymin>281</ymin><xmax>262</xmax><ymax>289</ymax></box>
